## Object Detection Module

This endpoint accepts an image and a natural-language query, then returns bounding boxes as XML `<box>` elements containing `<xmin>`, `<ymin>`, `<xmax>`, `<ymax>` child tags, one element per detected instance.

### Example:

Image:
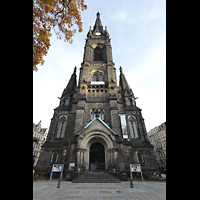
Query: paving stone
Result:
<box><xmin>33</xmin><ymin>181</ymin><xmax>166</xmax><ymax>200</ymax></box>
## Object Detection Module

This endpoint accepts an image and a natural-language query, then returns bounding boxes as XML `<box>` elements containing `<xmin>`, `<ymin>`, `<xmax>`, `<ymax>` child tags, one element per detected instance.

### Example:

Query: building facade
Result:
<box><xmin>37</xmin><ymin>12</ymin><xmax>159</xmax><ymax>180</ymax></box>
<box><xmin>33</xmin><ymin>121</ymin><xmax>48</xmax><ymax>166</ymax></box>
<box><xmin>147</xmin><ymin>122</ymin><xmax>166</xmax><ymax>171</ymax></box>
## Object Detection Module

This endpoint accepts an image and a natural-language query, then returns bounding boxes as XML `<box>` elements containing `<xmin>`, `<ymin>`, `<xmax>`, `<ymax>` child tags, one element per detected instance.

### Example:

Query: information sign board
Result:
<box><xmin>130</xmin><ymin>164</ymin><xmax>141</xmax><ymax>172</ymax></box>
<box><xmin>130</xmin><ymin>164</ymin><xmax>143</xmax><ymax>181</ymax></box>
<box><xmin>69</xmin><ymin>162</ymin><xmax>75</xmax><ymax>169</ymax></box>
<box><xmin>50</xmin><ymin>164</ymin><xmax>64</xmax><ymax>181</ymax></box>
<box><xmin>52</xmin><ymin>164</ymin><xmax>63</xmax><ymax>172</ymax></box>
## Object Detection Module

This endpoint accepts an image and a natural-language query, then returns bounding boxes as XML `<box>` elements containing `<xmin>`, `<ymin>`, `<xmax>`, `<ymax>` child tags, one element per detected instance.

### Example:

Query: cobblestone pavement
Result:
<box><xmin>33</xmin><ymin>181</ymin><xmax>166</xmax><ymax>200</ymax></box>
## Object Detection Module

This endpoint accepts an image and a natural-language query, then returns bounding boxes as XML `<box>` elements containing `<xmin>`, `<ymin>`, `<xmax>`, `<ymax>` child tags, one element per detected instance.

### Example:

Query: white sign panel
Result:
<box><xmin>69</xmin><ymin>162</ymin><xmax>75</xmax><ymax>167</ymax></box>
<box><xmin>52</xmin><ymin>164</ymin><xmax>63</xmax><ymax>172</ymax></box>
<box><xmin>130</xmin><ymin>164</ymin><xmax>143</xmax><ymax>181</ymax></box>
<box><xmin>130</xmin><ymin>164</ymin><xmax>141</xmax><ymax>172</ymax></box>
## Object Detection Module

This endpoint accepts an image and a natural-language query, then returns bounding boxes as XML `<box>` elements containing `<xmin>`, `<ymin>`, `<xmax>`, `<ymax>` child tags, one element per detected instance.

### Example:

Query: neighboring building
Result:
<box><xmin>37</xmin><ymin>12</ymin><xmax>159</xmax><ymax>180</ymax></box>
<box><xmin>33</xmin><ymin>121</ymin><xmax>48</xmax><ymax>166</ymax></box>
<box><xmin>147</xmin><ymin>122</ymin><xmax>166</xmax><ymax>171</ymax></box>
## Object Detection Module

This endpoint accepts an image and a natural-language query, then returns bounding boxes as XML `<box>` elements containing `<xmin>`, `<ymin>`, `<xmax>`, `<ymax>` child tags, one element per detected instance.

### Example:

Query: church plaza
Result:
<box><xmin>33</xmin><ymin>181</ymin><xmax>166</xmax><ymax>200</ymax></box>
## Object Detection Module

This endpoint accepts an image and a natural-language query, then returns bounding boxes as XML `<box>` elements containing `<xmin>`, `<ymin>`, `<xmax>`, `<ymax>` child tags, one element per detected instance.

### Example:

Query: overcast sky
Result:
<box><xmin>33</xmin><ymin>0</ymin><xmax>166</xmax><ymax>133</ymax></box>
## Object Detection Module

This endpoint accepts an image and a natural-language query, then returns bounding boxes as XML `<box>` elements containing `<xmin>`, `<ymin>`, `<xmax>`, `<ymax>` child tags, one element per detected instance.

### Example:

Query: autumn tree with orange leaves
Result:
<box><xmin>33</xmin><ymin>0</ymin><xmax>87</xmax><ymax>71</ymax></box>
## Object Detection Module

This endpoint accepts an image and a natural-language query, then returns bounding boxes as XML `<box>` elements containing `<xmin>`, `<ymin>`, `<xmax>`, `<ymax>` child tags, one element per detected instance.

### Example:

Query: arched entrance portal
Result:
<box><xmin>89</xmin><ymin>142</ymin><xmax>105</xmax><ymax>170</ymax></box>
<box><xmin>77</xmin><ymin>131</ymin><xmax>117</xmax><ymax>171</ymax></box>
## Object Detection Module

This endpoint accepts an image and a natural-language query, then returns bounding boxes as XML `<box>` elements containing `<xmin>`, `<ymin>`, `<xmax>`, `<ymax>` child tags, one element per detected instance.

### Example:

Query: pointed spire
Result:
<box><xmin>87</xmin><ymin>26</ymin><xmax>92</xmax><ymax>38</ymax></box>
<box><xmin>119</xmin><ymin>66</ymin><xmax>133</xmax><ymax>97</ymax></box>
<box><xmin>119</xmin><ymin>66</ymin><xmax>123</xmax><ymax>74</ymax></box>
<box><xmin>74</xmin><ymin>66</ymin><xmax>77</xmax><ymax>73</ymax></box>
<box><xmin>92</xmin><ymin>12</ymin><xmax>103</xmax><ymax>35</ymax></box>
<box><xmin>105</xmin><ymin>26</ymin><xmax>110</xmax><ymax>38</ymax></box>
<box><xmin>61</xmin><ymin>67</ymin><xmax>77</xmax><ymax>98</ymax></box>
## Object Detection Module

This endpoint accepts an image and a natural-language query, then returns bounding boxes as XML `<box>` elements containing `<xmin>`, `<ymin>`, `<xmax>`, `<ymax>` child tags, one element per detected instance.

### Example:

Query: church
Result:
<box><xmin>38</xmin><ymin>12</ymin><xmax>159</xmax><ymax>181</ymax></box>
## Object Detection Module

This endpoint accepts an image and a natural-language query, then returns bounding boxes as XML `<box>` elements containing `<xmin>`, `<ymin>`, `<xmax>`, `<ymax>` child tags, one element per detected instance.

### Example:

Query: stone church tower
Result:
<box><xmin>38</xmin><ymin>12</ymin><xmax>159</xmax><ymax>180</ymax></box>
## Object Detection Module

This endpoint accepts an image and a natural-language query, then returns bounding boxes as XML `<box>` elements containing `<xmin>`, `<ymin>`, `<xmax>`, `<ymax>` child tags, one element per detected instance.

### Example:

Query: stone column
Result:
<box><xmin>76</xmin><ymin>150</ymin><xmax>81</xmax><ymax>172</ymax></box>
<box><xmin>107</xmin><ymin>148</ymin><xmax>118</xmax><ymax>173</ymax></box>
<box><xmin>80</xmin><ymin>149</ymin><xmax>87</xmax><ymax>168</ymax></box>
<box><xmin>77</xmin><ymin>148</ymin><xmax>87</xmax><ymax>172</ymax></box>
<box><xmin>107</xmin><ymin>149</ymin><xmax>112</xmax><ymax>172</ymax></box>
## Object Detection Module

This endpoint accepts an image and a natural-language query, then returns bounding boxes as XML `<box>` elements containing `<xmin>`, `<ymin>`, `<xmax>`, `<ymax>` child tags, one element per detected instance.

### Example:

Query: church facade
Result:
<box><xmin>38</xmin><ymin>12</ymin><xmax>159</xmax><ymax>180</ymax></box>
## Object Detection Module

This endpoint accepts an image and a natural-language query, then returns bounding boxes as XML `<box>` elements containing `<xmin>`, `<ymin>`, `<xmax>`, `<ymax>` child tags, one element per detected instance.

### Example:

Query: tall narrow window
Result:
<box><xmin>133</xmin><ymin>121</ymin><xmax>138</xmax><ymax>138</ymax></box>
<box><xmin>126</xmin><ymin>99</ymin><xmax>131</xmax><ymax>106</ymax></box>
<box><xmin>137</xmin><ymin>152</ymin><xmax>143</xmax><ymax>163</ymax></box>
<box><xmin>57</xmin><ymin>122</ymin><xmax>62</xmax><ymax>138</ymax></box>
<box><xmin>60</xmin><ymin>121</ymin><xmax>66</xmax><ymax>138</ymax></box>
<box><xmin>91</xmin><ymin>109</ymin><xmax>96</xmax><ymax>120</ymax></box>
<box><xmin>94</xmin><ymin>47</ymin><xmax>103</xmax><ymax>61</ymax></box>
<box><xmin>56</xmin><ymin>116</ymin><xmax>67</xmax><ymax>138</ymax></box>
<box><xmin>99</xmin><ymin>110</ymin><xmax>104</xmax><ymax>120</ymax></box>
<box><xmin>65</xmin><ymin>99</ymin><xmax>69</xmax><ymax>105</ymax></box>
<box><xmin>51</xmin><ymin>152</ymin><xmax>58</xmax><ymax>163</ymax></box>
<box><xmin>92</xmin><ymin>74</ymin><xmax>97</xmax><ymax>81</ymax></box>
<box><xmin>128</xmin><ymin>116</ymin><xmax>139</xmax><ymax>139</ymax></box>
<box><xmin>128</xmin><ymin>121</ymin><xmax>134</xmax><ymax>138</ymax></box>
<box><xmin>99</xmin><ymin>74</ymin><xmax>103</xmax><ymax>81</ymax></box>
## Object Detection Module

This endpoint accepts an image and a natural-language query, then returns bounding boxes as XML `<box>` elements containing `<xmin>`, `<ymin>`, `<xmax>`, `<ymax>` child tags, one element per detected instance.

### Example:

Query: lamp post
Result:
<box><xmin>126</xmin><ymin>149</ymin><xmax>134</xmax><ymax>188</ymax></box>
<box><xmin>57</xmin><ymin>149</ymin><xmax>67</xmax><ymax>188</ymax></box>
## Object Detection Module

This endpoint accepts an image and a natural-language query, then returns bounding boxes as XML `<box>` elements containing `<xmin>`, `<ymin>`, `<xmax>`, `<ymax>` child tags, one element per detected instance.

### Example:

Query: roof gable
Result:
<box><xmin>76</xmin><ymin>117</ymin><xmax>118</xmax><ymax>136</ymax></box>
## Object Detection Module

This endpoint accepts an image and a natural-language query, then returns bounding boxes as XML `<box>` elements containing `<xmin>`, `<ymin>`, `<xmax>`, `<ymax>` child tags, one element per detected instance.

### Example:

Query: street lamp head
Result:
<box><xmin>63</xmin><ymin>149</ymin><xmax>67</xmax><ymax>156</ymax></box>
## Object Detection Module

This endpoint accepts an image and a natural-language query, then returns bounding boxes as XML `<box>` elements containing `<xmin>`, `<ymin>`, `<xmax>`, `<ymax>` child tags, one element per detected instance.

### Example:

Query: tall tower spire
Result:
<box><xmin>81</xmin><ymin>12</ymin><xmax>114</xmax><ymax>86</ymax></box>
<box><xmin>92</xmin><ymin>12</ymin><xmax>103</xmax><ymax>35</ymax></box>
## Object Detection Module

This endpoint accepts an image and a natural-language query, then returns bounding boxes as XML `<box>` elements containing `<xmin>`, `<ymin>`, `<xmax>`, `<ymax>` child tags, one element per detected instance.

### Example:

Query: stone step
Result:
<box><xmin>72</xmin><ymin>171</ymin><xmax>121</xmax><ymax>183</ymax></box>
<box><xmin>72</xmin><ymin>179</ymin><xmax>121</xmax><ymax>183</ymax></box>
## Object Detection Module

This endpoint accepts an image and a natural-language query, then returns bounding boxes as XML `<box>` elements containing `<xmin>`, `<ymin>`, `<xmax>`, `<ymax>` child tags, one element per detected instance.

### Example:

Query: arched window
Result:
<box><xmin>128</xmin><ymin>116</ymin><xmax>139</xmax><ymax>139</ymax></box>
<box><xmin>51</xmin><ymin>152</ymin><xmax>58</xmax><ymax>163</ymax></box>
<box><xmin>137</xmin><ymin>152</ymin><xmax>144</xmax><ymax>163</ymax></box>
<box><xmin>94</xmin><ymin>47</ymin><xmax>103</xmax><ymax>61</ymax></box>
<box><xmin>92</xmin><ymin>70</ymin><xmax>104</xmax><ymax>82</ymax></box>
<box><xmin>91</xmin><ymin>109</ymin><xmax>96</xmax><ymax>120</ymax></box>
<box><xmin>99</xmin><ymin>109</ymin><xmax>104</xmax><ymax>121</ymax></box>
<box><xmin>92</xmin><ymin>73</ymin><xmax>104</xmax><ymax>81</ymax></box>
<box><xmin>56</xmin><ymin>116</ymin><xmax>67</xmax><ymax>138</ymax></box>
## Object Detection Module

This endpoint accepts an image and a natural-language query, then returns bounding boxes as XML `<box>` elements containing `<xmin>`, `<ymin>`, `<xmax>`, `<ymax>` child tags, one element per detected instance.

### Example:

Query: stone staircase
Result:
<box><xmin>72</xmin><ymin>171</ymin><xmax>121</xmax><ymax>183</ymax></box>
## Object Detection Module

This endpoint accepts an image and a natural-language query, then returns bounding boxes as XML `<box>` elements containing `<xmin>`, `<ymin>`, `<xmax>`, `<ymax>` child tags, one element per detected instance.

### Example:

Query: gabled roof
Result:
<box><xmin>76</xmin><ymin>117</ymin><xmax>118</xmax><ymax>136</ymax></box>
